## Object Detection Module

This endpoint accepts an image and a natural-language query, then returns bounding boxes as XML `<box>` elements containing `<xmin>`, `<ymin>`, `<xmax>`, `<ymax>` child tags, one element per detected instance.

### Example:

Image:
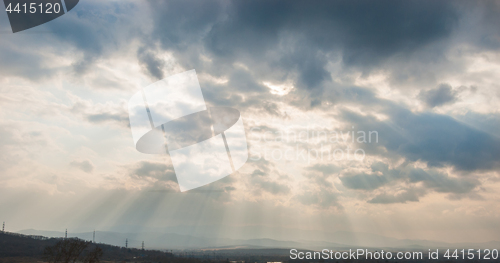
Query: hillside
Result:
<box><xmin>0</xmin><ymin>231</ymin><xmax>186</xmax><ymax>263</ymax></box>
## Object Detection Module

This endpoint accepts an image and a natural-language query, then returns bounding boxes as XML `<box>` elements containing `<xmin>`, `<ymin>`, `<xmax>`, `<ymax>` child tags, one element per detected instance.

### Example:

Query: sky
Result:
<box><xmin>1</xmin><ymin>0</ymin><xmax>500</xmax><ymax>244</ymax></box>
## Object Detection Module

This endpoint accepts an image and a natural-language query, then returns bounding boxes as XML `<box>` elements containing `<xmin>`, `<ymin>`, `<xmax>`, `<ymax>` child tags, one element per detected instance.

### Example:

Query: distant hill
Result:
<box><xmin>0</xmin><ymin>232</ymin><xmax>56</xmax><ymax>258</ymax></box>
<box><xmin>17</xmin><ymin>229</ymin><xmax>348</xmax><ymax>250</ymax></box>
<box><xmin>16</xmin><ymin>228</ymin><xmax>500</xmax><ymax>251</ymax></box>
<box><xmin>0</xmin><ymin>231</ymin><xmax>178</xmax><ymax>262</ymax></box>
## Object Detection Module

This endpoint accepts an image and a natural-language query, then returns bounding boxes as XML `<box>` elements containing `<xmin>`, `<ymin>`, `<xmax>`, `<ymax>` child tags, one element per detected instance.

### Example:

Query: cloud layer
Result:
<box><xmin>0</xmin><ymin>0</ymin><xmax>499</xmax><ymax>243</ymax></box>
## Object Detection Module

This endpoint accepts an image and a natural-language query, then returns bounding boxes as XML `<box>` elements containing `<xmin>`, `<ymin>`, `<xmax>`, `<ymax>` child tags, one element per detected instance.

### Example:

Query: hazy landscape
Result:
<box><xmin>17</xmin><ymin>228</ymin><xmax>500</xmax><ymax>251</ymax></box>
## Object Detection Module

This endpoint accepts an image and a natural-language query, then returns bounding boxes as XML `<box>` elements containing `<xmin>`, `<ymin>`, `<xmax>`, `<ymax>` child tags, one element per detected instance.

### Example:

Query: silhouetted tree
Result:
<box><xmin>43</xmin><ymin>239</ymin><xmax>102</xmax><ymax>263</ymax></box>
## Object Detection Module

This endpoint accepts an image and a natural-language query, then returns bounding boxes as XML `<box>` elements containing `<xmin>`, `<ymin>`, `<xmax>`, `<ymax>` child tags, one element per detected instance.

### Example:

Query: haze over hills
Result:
<box><xmin>17</xmin><ymin>229</ymin><xmax>500</xmax><ymax>251</ymax></box>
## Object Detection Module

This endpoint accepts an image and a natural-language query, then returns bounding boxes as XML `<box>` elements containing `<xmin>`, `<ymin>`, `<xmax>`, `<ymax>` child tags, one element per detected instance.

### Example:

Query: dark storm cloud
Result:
<box><xmin>2</xmin><ymin>0</ymin><xmax>497</xmax><ymax>94</ymax></box>
<box><xmin>45</xmin><ymin>5</ymin><xmax>117</xmax><ymax>74</ymax></box>
<box><xmin>137</xmin><ymin>0</ymin><xmax>499</xmax><ymax>124</ymax></box>
<box><xmin>455</xmin><ymin>111</ymin><xmax>500</xmax><ymax>138</ymax></box>
<box><xmin>341</xmin><ymin>162</ymin><xmax>481</xmax><ymax>202</ymax></box>
<box><xmin>408</xmin><ymin>168</ymin><xmax>479</xmax><ymax>194</ymax></box>
<box><xmin>342</xmin><ymin>103</ymin><xmax>500</xmax><ymax>172</ymax></box>
<box><xmin>418</xmin><ymin>83</ymin><xmax>459</xmax><ymax>108</ymax></box>
<box><xmin>1</xmin><ymin>0</ymin><xmax>495</xmax><ymax>115</ymax></box>
<box><xmin>205</xmin><ymin>0</ymin><xmax>457</xmax><ymax>65</ymax></box>
<box><xmin>458</xmin><ymin>0</ymin><xmax>500</xmax><ymax>51</ymax></box>
<box><xmin>146</xmin><ymin>0</ymin><xmax>462</xmax><ymax>95</ymax></box>
<box><xmin>147</xmin><ymin>0</ymin><xmax>224</xmax><ymax>51</ymax></box>
<box><xmin>137</xmin><ymin>46</ymin><xmax>165</xmax><ymax>80</ymax></box>
<box><xmin>274</xmin><ymin>45</ymin><xmax>331</xmax><ymax>92</ymax></box>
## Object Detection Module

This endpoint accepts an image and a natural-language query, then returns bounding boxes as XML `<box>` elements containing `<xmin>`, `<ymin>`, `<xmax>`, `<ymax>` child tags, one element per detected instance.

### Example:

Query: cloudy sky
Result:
<box><xmin>1</xmin><ymin>0</ymin><xmax>500</xmax><ymax>244</ymax></box>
